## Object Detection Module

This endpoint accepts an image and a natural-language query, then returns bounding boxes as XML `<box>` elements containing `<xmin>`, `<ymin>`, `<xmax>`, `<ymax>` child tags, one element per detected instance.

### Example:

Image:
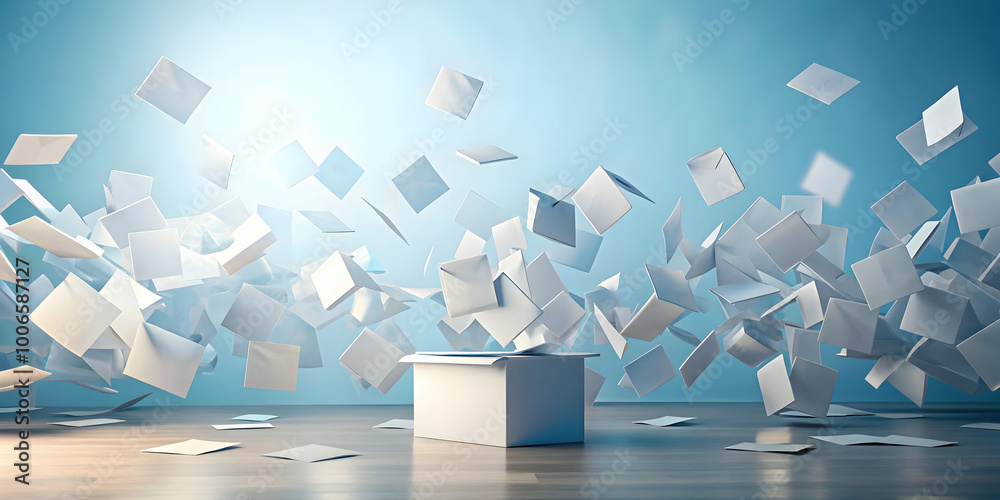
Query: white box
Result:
<box><xmin>403</xmin><ymin>352</ymin><xmax>598</xmax><ymax>447</ymax></box>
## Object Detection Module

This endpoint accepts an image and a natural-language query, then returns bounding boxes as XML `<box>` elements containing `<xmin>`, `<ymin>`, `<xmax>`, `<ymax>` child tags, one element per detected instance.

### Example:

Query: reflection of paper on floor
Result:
<box><xmin>725</xmin><ymin>442</ymin><xmax>814</xmax><ymax>454</ymax></box>
<box><xmin>810</xmin><ymin>434</ymin><xmax>956</xmax><ymax>447</ymax></box>
<box><xmin>49</xmin><ymin>418</ymin><xmax>125</xmax><ymax>428</ymax></box>
<box><xmin>874</xmin><ymin>413</ymin><xmax>924</xmax><ymax>420</ymax></box>
<box><xmin>373</xmin><ymin>419</ymin><xmax>414</xmax><ymax>430</ymax></box>
<box><xmin>961</xmin><ymin>423</ymin><xmax>1000</xmax><ymax>431</ymax></box>
<box><xmin>633</xmin><ymin>415</ymin><xmax>695</xmax><ymax>427</ymax></box>
<box><xmin>232</xmin><ymin>414</ymin><xmax>278</xmax><ymax>422</ymax></box>
<box><xmin>142</xmin><ymin>439</ymin><xmax>240</xmax><ymax>455</ymax></box>
<box><xmin>212</xmin><ymin>423</ymin><xmax>274</xmax><ymax>430</ymax></box>
<box><xmin>262</xmin><ymin>444</ymin><xmax>361</xmax><ymax>462</ymax></box>
<box><xmin>52</xmin><ymin>392</ymin><xmax>151</xmax><ymax>417</ymax></box>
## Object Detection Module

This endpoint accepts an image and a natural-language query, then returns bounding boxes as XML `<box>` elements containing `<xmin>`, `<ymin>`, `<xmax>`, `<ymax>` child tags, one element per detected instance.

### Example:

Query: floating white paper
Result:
<box><xmin>455</xmin><ymin>145</ymin><xmax>517</xmax><ymax>165</ymax></box>
<box><xmin>135</xmin><ymin>57</ymin><xmax>211</xmax><ymax>124</ymax></box>
<box><xmin>4</xmin><ymin>134</ymin><xmax>77</xmax><ymax>165</ymax></box>
<box><xmin>425</xmin><ymin>67</ymin><xmax>483</xmax><ymax>120</ymax></box>
<box><xmin>786</xmin><ymin>63</ymin><xmax>859</xmax><ymax>105</ymax></box>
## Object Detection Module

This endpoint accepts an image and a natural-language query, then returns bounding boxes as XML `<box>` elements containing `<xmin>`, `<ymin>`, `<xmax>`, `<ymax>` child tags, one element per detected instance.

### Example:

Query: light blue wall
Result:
<box><xmin>2</xmin><ymin>0</ymin><xmax>999</xmax><ymax>407</ymax></box>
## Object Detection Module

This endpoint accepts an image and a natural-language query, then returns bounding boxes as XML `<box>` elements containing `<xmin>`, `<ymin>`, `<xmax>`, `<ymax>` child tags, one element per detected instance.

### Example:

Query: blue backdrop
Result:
<box><xmin>2</xmin><ymin>0</ymin><xmax>999</xmax><ymax>407</ymax></box>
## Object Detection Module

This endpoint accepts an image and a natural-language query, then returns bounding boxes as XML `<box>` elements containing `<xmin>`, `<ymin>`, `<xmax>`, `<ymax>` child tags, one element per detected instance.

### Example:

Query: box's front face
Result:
<box><xmin>506</xmin><ymin>357</ymin><xmax>585</xmax><ymax>447</ymax></box>
<box><xmin>413</xmin><ymin>362</ymin><xmax>510</xmax><ymax>447</ymax></box>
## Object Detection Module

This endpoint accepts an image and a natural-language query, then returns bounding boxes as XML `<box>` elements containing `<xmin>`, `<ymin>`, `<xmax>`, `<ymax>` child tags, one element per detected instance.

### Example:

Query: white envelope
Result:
<box><xmin>142</xmin><ymin>439</ymin><xmax>238</xmax><ymax>456</ymax></box>
<box><xmin>135</xmin><ymin>57</ymin><xmax>211</xmax><ymax>124</ymax></box>
<box><xmin>922</xmin><ymin>86</ymin><xmax>965</xmax><ymax>146</ymax></box>
<box><xmin>525</xmin><ymin>252</ymin><xmax>568</xmax><ymax>307</ymax></box>
<box><xmin>223</xmin><ymin>283</ymin><xmax>286</xmax><ymax>341</ymax></box>
<box><xmin>455</xmin><ymin>230</ymin><xmax>486</xmax><ymax>259</ymax></box>
<box><xmin>214</xmin><ymin>213</ymin><xmax>277</xmax><ymax>275</ymax></box>
<box><xmin>473</xmin><ymin>273</ymin><xmax>542</xmax><ymax>347</ymax></box>
<box><xmin>425</xmin><ymin>67</ymin><xmax>484</xmax><ymax>120</ymax></box>
<box><xmin>123</xmin><ymin>323</ymin><xmax>206</xmax><ymax>398</ymax></box>
<box><xmin>393</xmin><ymin>156</ymin><xmax>449</xmax><ymax>213</ymax></box>
<box><xmin>786</xmin><ymin>63</ymin><xmax>859</xmax><ymax>105</ymax></box>
<box><xmin>871</xmin><ymin>181</ymin><xmax>936</xmax><ymax>240</ymax></box>
<box><xmin>201</xmin><ymin>135</ymin><xmax>233</xmax><ymax>189</ymax></box>
<box><xmin>785</xmin><ymin>357</ymin><xmax>837</xmax><ymax>418</ymax></box>
<box><xmin>300</xmin><ymin>210</ymin><xmax>352</xmax><ymax>233</ymax></box>
<box><xmin>786</xmin><ymin>327</ymin><xmax>822</xmax><ymax>365</ymax></box>
<box><xmin>7</xmin><ymin>216</ymin><xmax>102</xmax><ymax>259</ymax></box>
<box><xmin>957</xmin><ymin>319</ymin><xmax>1000</xmax><ymax>391</ymax></box>
<box><xmin>679</xmin><ymin>330</ymin><xmax>720</xmax><ymax>388</ymax></box>
<box><xmin>800</xmin><ymin>151</ymin><xmax>852</xmax><ymax>207</ymax></box>
<box><xmin>4</xmin><ymin>134</ymin><xmax>77</xmax><ymax>165</ymax></box>
<box><xmin>951</xmin><ymin>177</ymin><xmax>1000</xmax><ymax>234</ymax></box>
<box><xmin>270</xmin><ymin>140</ymin><xmax>318</xmax><ymax>189</ymax></box>
<box><xmin>527</xmin><ymin>188</ymin><xmax>576</xmax><ymax>246</ymax></box>
<box><xmin>454</xmin><ymin>190</ymin><xmax>508</xmax><ymax>240</ymax></box>
<box><xmin>647</xmin><ymin>263</ymin><xmax>698</xmax><ymax>311</ymax></box>
<box><xmin>107</xmin><ymin>170</ymin><xmax>152</xmax><ymax>210</ymax></box>
<box><xmin>897</xmin><ymin>114</ymin><xmax>977</xmax><ymax>165</ymax></box>
<box><xmin>439</xmin><ymin>254</ymin><xmax>498</xmax><ymax>317</ymax></box>
<box><xmin>572</xmin><ymin>166</ymin><xmax>651</xmax><ymax>234</ymax></box>
<box><xmin>455</xmin><ymin>145</ymin><xmax>517</xmax><ymax>165</ymax></box>
<box><xmin>98</xmin><ymin>197</ymin><xmax>168</xmax><ymax>248</ymax></box>
<box><xmin>129</xmin><ymin>228</ymin><xmax>182</xmax><ymax>281</ymax></box>
<box><xmin>818</xmin><ymin>298</ymin><xmax>879</xmax><ymax>354</ymax></box>
<box><xmin>311</xmin><ymin>251</ymin><xmax>381</xmax><ymax>310</ymax></box>
<box><xmin>620</xmin><ymin>293</ymin><xmax>684</xmax><ymax>342</ymax></box>
<box><xmin>584</xmin><ymin>367</ymin><xmax>605</xmax><ymax>407</ymax></box>
<box><xmin>362</xmin><ymin>197</ymin><xmax>407</xmax><ymax>244</ymax></box>
<box><xmin>755</xmin><ymin>211</ymin><xmax>823</xmax><ymax>273</ymax></box>
<box><xmin>686</xmin><ymin>147</ymin><xmax>744</xmax><ymax>206</ymax></box>
<box><xmin>623</xmin><ymin>345</ymin><xmax>676</xmax><ymax>398</ymax></box>
<box><xmin>851</xmin><ymin>244</ymin><xmax>924</xmax><ymax>310</ymax></box>
<box><xmin>338</xmin><ymin>328</ymin><xmax>409</xmax><ymax>394</ymax></box>
<box><xmin>492</xmin><ymin>216</ymin><xmax>527</xmax><ymax>258</ymax></box>
<box><xmin>757</xmin><ymin>356</ymin><xmax>794</xmax><ymax>416</ymax></box>
<box><xmin>245</xmin><ymin>341</ymin><xmax>300</xmax><ymax>391</ymax></box>
<box><xmin>11</xmin><ymin>177</ymin><xmax>58</xmax><ymax>219</ymax></box>
<box><xmin>316</xmin><ymin>146</ymin><xmax>364</xmax><ymax>199</ymax></box>
<box><xmin>32</xmin><ymin>273</ymin><xmax>121</xmax><ymax>356</ymax></box>
<box><xmin>547</xmin><ymin>229</ymin><xmax>603</xmax><ymax>272</ymax></box>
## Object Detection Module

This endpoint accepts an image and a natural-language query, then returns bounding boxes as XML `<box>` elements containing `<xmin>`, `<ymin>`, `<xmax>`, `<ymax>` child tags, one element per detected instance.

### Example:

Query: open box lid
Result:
<box><xmin>402</xmin><ymin>351</ymin><xmax>599</xmax><ymax>366</ymax></box>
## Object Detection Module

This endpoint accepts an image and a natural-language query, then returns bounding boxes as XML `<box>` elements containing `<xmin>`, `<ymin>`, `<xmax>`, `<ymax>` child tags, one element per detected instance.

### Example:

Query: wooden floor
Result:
<box><xmin>3</xmin><ymin>402</ymin><xmax>1000</xmax><ymax>499</ymax></box>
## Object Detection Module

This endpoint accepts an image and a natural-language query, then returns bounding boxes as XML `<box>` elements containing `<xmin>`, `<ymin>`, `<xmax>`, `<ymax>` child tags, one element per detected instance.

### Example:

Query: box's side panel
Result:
<box><xmin>413</xmin><ymin>362</ymin><xmax>509</xmax><ymax>447</ymax></box>
<box><xmin>505</xmin><ymin>357</ymin><xmax>585</xmax><ymax>447</ymax></box>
